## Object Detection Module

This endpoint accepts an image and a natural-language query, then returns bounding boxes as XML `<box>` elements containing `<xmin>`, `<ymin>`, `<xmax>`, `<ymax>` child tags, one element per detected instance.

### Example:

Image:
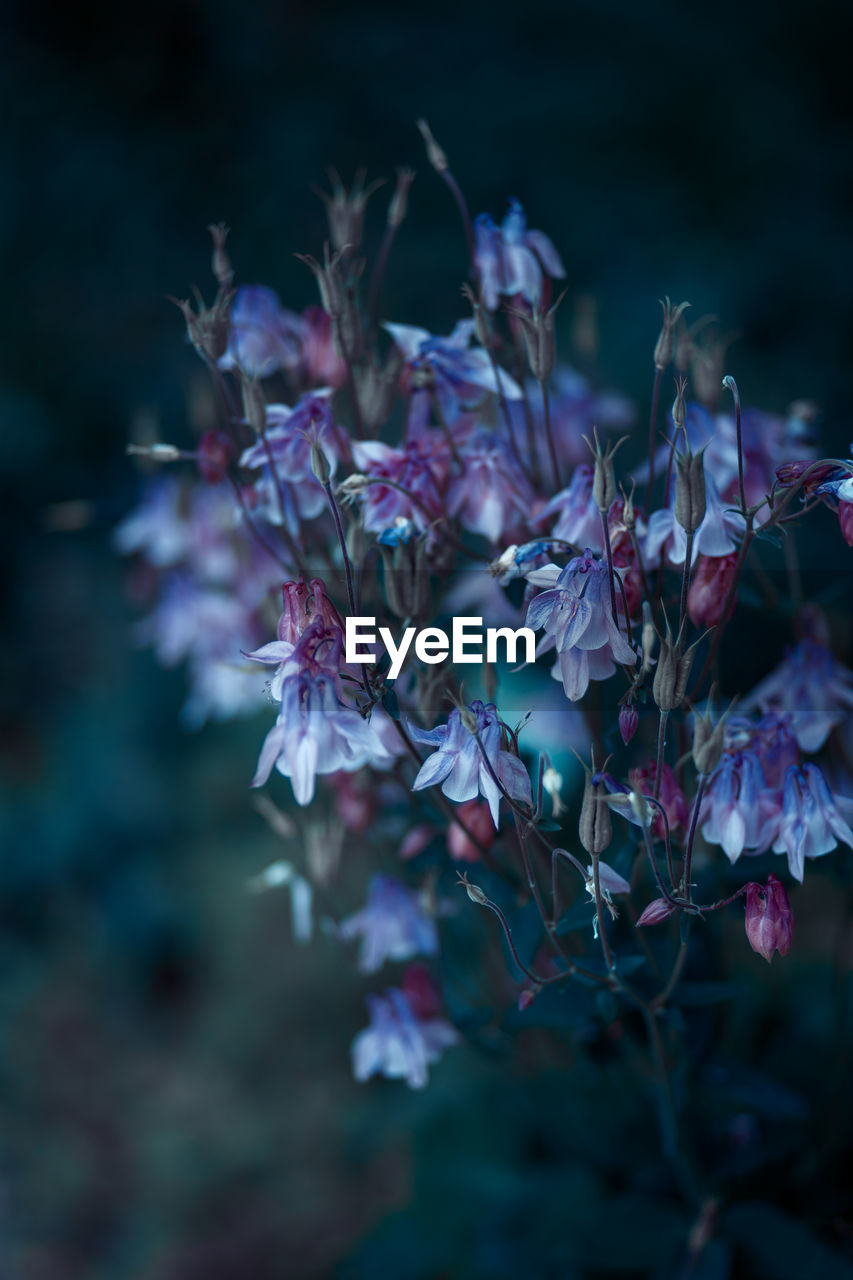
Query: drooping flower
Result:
<box><xmin>351</xmin><ymin>982</ymin><xmax>459</xmax><ymax>1089</ymax></box>
<box><xmin>744</xmin><ymin>874</ymin><xmax>793</xmax><ymax>962</ymax></box>
<box><xmin>700</xmin><ymin>750</ymin><xmax>775</xmax><ymax>863</ymax></box>
<box><xmin>384</xmin><ymin>319</ymin><xmax>521</xmax><ymax>425</ymax></box>
<box><xmin>409</xmin><ymin>700</ymin><xmax>532</xmax><ymax>827</ymax></box>
<box><xmin>741</xmin><ymin>639</ymin><xmax>853</xmax><ymax>753</ymax></box>
<box><xmin>218</xmin><ymin>284</ymin><xmax>303</xmax><ymax>378</ymax></box>
<box><xmin>338</xmin><ymin>875</ymin><xmax>438</xmax><ymax>973</ymax></box>
<box><xmin>762</xmin><ymin>763</ymin><xmax>853</xmax><ymax>882</ymax></box>
<box><xmin>525</xmin><ymin>551</ymin><xmax>637</xmax><ymax>701</ymax></box>
<box><xmin>473</xmin><ymin>198</ymin><xmax>565</xmax><ymax>311</ymax></box>
<box><xmin>447</xmin><ymin>799</ymin><xmax>496</xmax><ymax>862</ymax></box>
<box><xmin>446</xmin><ymin>429</ymin><xmax>535</xmax><ymax>543</ymax></box>
<box><xmin>351</xmin><ymin>433</ymin><xmax>450</xmax><ymax>533</ymax></box>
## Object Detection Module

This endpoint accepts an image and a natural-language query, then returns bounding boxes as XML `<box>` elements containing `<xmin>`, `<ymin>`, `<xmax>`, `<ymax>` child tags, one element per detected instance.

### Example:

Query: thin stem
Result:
<box><xmin>678</xmin><ymin>531</ymin><xmax>694</xmax><ymax>634</ymax></box>
<box><xmin>646</xmin><ymin>366</ymin><xmax>662</xmax><ymax>500</ymax></box>
<box><xmin>722</xmin><ymin>375</ymin><xmax>746</xmax><ymax>516</ymax></box>
<box><xmin>600</xmin><ymin>508</ymin><xmax>619</xmax><ymax>625</ymax></box>
<box><xmin>682</xmin><ymin>774</ymin><xmax>707</xmax><ymax>901</ymax></box>
<box><xmin>540</xmin><ymin>376</ymin><xmax>561</xmax><ymax>491</ymax></box>
<box><xmin>322</xmin><ymin>479</ymin><xmax>357</xmax><ymax>616</ymax></box>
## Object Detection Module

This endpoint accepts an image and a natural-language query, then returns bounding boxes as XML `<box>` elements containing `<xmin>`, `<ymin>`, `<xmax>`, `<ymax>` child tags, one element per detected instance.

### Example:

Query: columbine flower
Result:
<box><xmin>338</xmin><ymin>875</ymin><xmax>438</xmax><ymax>973</ymax></box>
<box><xmin>473</xmin><ymin>198</ymin><xmax>565</xmax><ymax>311</ymax></box>
<box><xmin>218</xmin><ymin>284</ymin><xmax>303</xmax><ymax>377</ymax></box>
<box><xmin>351</xmin><ymin>434</ymin><xmax>450</xmax><ymax>533</ymax></box>
<box><xmin>243</xmin><ymin>580</ymin><xmax>341</xmax><ymax>700</ymax></box>
<box><xmin>447</xmin><ymin>799</ymin><xmax>496</xmax><ymax>862</ymax></box>
<box><xmin>744</xmin><ymin>874</ymin><xmax>793</xmax><ymax>962</ymax></box>
<box><xmin>628</xmin><ymin>761</ymin><xmax>689</xmax><ymax>841</ymax></box>
<box><xmin>700</xmin><ymin>750</ymin><xmax>775</xmax><ymax>863</ymax></box>
<box><xmin>525</xmin><ymin>551</ymin><xmax>637</xmax><ymax>701</ymax></box>
<box><xmin>537</xmin><ymin>465</ymin><xmax>603</xmax><ymax>551</ymax></box>
<box><xmin>446</xmin><ymin>429</ymin><xmax>535</xmax><ymax>543</ymax></box>
<box><xmin>249</xmin><ymin>620</ymin><xmax>394</xmax><ymax>804</ymax></box>
<box><xmin>384</xmin><ymin>319</ymin><xmax>521</xmax><ymax>424</ymax></box>
<box><xmin>762</xmin><ymin>763</ymin><xmax>853</xmax><ymax>882</ymax></box>
<box><xmin>351</xmin><ymin>982</ymin><xmax>459</xmax><ymax>1089</ymax></box>
<box><xmin>741</xmin><ymin>640</ymin><xmax>853</xmax><ymax>753</ymax></box>
<box><xmin>239</xmin><ymin>391</ymin><xmax>340</xmax><ymax>526</ymax></box>
<box><xmin>409</xmin><ymin>700</ymin><xmax>532</xmax><ymax>828</ymax></box>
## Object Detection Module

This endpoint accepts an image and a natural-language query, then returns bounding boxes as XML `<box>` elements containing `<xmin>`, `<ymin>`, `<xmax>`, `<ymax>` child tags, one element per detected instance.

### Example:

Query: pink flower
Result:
<box><xmin>744</xmin><ymin>874</ymin><xmax>793</xmax><ymax>962</ymax></box>
<box><xmin>687</xmin><ymin>553</ymin><xmax>738</xmax><ymax>629</ymax></box>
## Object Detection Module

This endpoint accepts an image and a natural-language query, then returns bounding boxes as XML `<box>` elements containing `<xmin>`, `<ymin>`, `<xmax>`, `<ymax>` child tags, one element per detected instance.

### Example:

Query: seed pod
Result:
<box><xmin>653</xmin><ymin>297</ymin><xmax>691</xmax><ymax>371</ymax></box>
<box><xmin>579</xmin><ymin>769</ymin><xmax>612</xmax><ymax>857</ymax></box>
<box><xmin>653</xmin><ymin>624</ymin><xmax>699</xmax><ymax>714</ymax></box>
<box><xmin>674</xmin><ymin>446</ymin><xmax>707</xmax><ymax>534</ymax></box>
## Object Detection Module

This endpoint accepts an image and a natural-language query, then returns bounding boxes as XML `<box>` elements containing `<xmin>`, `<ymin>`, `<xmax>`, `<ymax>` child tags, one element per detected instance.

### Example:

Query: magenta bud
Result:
<box><xmin>196</xmin><ymin>429</ymin><xmax>230</xmax><ymax>485</ymax></box>
<box><xmin>619</xmin><ymin>703</ymin><xmax>638</xmax><ymax>746</ymax></box>
<box><xmin>637</xmin><ymin>897</ymin><xmax>676</xmax><ymax>927</ymax></box>
<box><xmin>518</xmin><ymin>989</ymin><xmax>537</xmax><ymax>1011</ymax></box>
<box><xmin>744</xmin><ymin>873</ymin><xmax>793</xmax><ymax>963</ymax></box>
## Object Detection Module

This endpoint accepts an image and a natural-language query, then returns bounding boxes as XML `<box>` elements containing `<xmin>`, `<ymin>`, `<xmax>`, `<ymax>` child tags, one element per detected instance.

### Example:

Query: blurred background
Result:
<box><xmin>2</xmin><ymin>0</ymin><xmax>853</xmax><ymax>1276</ymax></box>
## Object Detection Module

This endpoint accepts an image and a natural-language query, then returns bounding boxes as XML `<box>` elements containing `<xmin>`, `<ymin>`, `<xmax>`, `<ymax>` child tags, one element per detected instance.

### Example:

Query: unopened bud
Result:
<box><xmin>744</xmin><ymin>874</ymin><xmax>793</xmax><ymax>962</ymax></box>
<box><xmin>416</xmin><ymin>118</ymin><xmax>448</xmax><ymax>172</ymax></box>
<box><xmin>637</xmin><ymin>897</ymin><xmax>677</xmax><ymax>926</ymax></box>
<box><xmin>208</xmin><ymin>222</ymin><xmax>234</xmax><ymax>289</ymax></box>
<box><xmin>458</xmin><ymin>872</ymin><xmax>488</xmax><ymax>906</ymax></box>
<box><xmin>674</xmin><ymin>446</ymin><xmax>707</xmax><ymax>534</ymax></box>
<box><xmin>518</xmin><ymin>988</ymin><xmax>537</xmax><ymax>1011</ymax></box>
<box><xmin>619</xmin><ymin>703</ymin><xmax>639</xmax><ymax>747</ymax></box>
<box><xmin>310</xmin><ymin>440</ymin><xmax>332</xmax><ymax>486</ymax></box>
<box><xmin>671</xmin><ymin>374</ymin><xmax>687</xmax><ymax>431</ymax></box>
<box><xmin>654</xmin><ymin>297</ymin><xmax>691</xmax><ymax>371</ymax></box>
<box><xmin>126</xmin><ymin>442</ymin><xmax>182</xmax><ymax>463</ymax></box>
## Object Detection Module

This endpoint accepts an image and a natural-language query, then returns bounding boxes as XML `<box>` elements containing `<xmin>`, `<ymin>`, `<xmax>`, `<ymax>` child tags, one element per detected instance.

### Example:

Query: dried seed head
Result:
<box><xmin>314</xmin><ymin>168</ymin><xmax>384</xmax><ymax>255</ymax></box>
<box><xmin>208</xmin><ymin>222</ymin><xmax>233</xmax><ymax>289</ymax></box>
<box><xmin>579</xmin><ymin>768</ymin><xmax>612</xmax><ymax>857</ymax></box>
<box><xmin>674</xmin><ymin>445</ymin><xmax>707</xmax><ymax>534</ymax></box>
<box><xmin>653</xmin><ymin>297</ymin><xmax>691</xmax><ymax>371</ymax></box>
<box><xmin>653</xmin><ymin>621</ymin><xmax>700</xmax><ymax>713</ymax></box>
<box><xmin>671</xmin><ymin>374</ymin><xmax>688</xmax><ymax>431</ymax></box>
<box><xmin>416</xmin><ymin>118</ymin><xmax>448</xmax><ymax>172</ymax></box>
<box><xmin>508</xmin><ymin>290</ymin><xmax>566</xmax><ymax>383</ymax></box>
<box><xmin>388</xmin><ymin>167</ymin><xmax>416</xmax><ymax>228</ymax></box>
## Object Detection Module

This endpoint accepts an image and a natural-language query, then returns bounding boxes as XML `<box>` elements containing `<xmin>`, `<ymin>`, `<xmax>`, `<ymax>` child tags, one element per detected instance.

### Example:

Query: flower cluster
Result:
<box><xmin>117</xmin><ymin>137</ymin><xmax>853</xmax><ymax>1104</ymax></box>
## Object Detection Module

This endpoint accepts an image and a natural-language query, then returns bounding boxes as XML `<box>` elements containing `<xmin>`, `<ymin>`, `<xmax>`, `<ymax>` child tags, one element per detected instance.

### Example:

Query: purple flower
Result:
<box><xmin>250</xmin><ymin>621</ymin><xmax>395</xmax><ymax>804</ymax></box>
<box><xmin>446</xmin><ymin>430</ymin><xmax>535</xmax><ymax>543</ymax></box>
<box><xmin>473</xmin><ymin>199</ymin><xmax>565</xmax><ymax>311</ymax></box>
<box><xmin>339</xmin><ymin>875</ymin><xmax>438</xmax><ymax>973</ymax></box>
<box><xmin>508</xmin><ymin>367</ymin><xmax>634</xmax><ymax>479</ymax></box>
<box><xmin>239</xmin><ymin>391</ymin><xmax>340</xmax><ymax>527</ymax></box>
<box><xmin>524</xmin><ymin>551</ymin><xmax>637</xmax><ymax>701</ymax></box>
<box><xmin>409</xmin><ymin>700</ymin><xmax>532</xmax><ymax>827</ymax></box>
<box><xmin>700</xmin><ymin>750</ymin><xmax>775</xmax><ymax>863</ymax></box>
<box><xmin>385</xmin><ymin>319</ymin><xmax>521</xmax><ymax>425</ymax></box>
<box><xmin>218</xmin><ymin>284</ymin><xmax>303</xmax><ymax>377</ymax></box>
<box><xmin>351</xmin><ymin>434</ymin><xmax>449</xmax><ymax>533</ymax></box>
<box><xmin>763</xmin><ymin>763</ymin><xmax>853</xmax><ymax>882</ymax></box>
<box><xmin>741</xmin><ymin>641</ymin><xmax>853</xmax><ymax>753</ymax></box>
<box><xmin>537</xmin><ymin>465</ymin><xmax>604</xmax><ymax>552</ymax></box>
<box><xmin>351</xmin><ymin>987</ymin><xmax>458</xmax><ymax>1089</ymax></box>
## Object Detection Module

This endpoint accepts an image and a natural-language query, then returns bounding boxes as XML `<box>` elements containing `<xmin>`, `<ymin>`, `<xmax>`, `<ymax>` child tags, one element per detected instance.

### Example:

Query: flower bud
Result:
<box><xmin>637</xmin><ymin>897</ymin><xmax>677</xmax><ymax>926</ymax></box>
<box><xmin>671</xmin><ymin>374</ymin><xmax>687</xmax><ymax>431</ymax></box>
<box><xmin>208</xmin><ymin>222</ymin><xmax>234</xmax><ymax>289</ymax></box>
<box><xmin>687</xmin><ymin>553</ymin><xmax>738</xmax><ymax>629</ymax></box>
<box><xmin>744</xmin><ymin>874</ymin><xmax>793</xmax><ymax>962</ymax></box>
<box><xmin>579</xmin><ymin>768</ymin><xmax>612</xmax><ymax>857</ymax></box>
<box><xmin>416</xmin><ymin>118</ymin><xmax>448</xmax><ymax>172</ymax></box>
<box><xmin>674</xmin><ymin>446</ymin><xmax>707</xmax><ymax>534</ymax></box>
<box><xmin>388</xmin><ymin>167</ymin><xmax>416</xmax><ymax>228</ymax></box>
<box><xmin>518</xmin><ymin>988</ymin><xmax>537</xmax><ymax>1011</ymax></box>
<box><xmin>448</xmin><ymin>799</ymin><xmax>495</xmax><ymax>862</ymax></box>
<box><xmin>310</xmin><ymin>440</ymin><xmax>332</xmax><ymax>486</ymax></box>
<box><xmin>458</xmin><ymin>873</ymin><xmax>488</xmax><ymax>906</ymax></box>
<box><xmin>653</xmin><ymin>297</ymin><xmax>691</xmax><ymax>371</ymax></box>
<box><xmin>196</xmin><ymin>429</ymin><xmax>231</xmax><ymax>485</ymax></box>
<box><xmin>619</xmin><ymin>703</ymin><xmax>638</xmax><ymax>746</ymax></box>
